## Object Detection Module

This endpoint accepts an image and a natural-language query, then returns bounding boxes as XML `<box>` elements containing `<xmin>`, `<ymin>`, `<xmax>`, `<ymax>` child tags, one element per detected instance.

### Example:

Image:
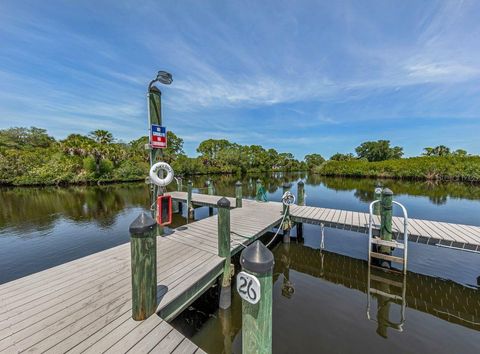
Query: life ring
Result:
<box><xmin>149</xmin><ymin>162</ymin><xmax>174</xmax><ymax>186</ymax></box>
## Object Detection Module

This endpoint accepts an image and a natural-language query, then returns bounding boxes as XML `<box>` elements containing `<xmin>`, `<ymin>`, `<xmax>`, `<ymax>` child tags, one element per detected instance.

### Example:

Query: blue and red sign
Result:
<box><xmin>151</xmin><ymin>125</ymin><xmax>167</xmax><ymax>148</ymax></box>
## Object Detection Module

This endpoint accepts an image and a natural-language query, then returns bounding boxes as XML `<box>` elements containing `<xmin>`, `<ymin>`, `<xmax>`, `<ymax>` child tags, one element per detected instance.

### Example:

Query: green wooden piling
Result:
<box><xmin>380</xmin><ymin>188</ymin><xmax>393</xmax><ymax>255</ymax></box>
<box><xmin>235</xmin><ymin>181</ymin><xmax>243</xmax><ymax>208</ymax></box>
<box><xmin>296</xmin><ymin>181</ymin><xmax>304</xmax><ymax>240</ymax></box>
<box><xmin>282</xmin><ymin>182</ymin><xmax>292</xmax><ymax>244</ymax></box>
<box><xmin>297</xmin><ymin>181</ymin><xmax>305</xmax><ymax>206</ymax></box>
<box><xmin>187</xmin><ymin>180</ymin><xmax>194</xmax><ymax>221</ymax></box>
<box><xmin>217</xmin><ymin>197</ymin><xmax>232</xmax><ymax>309</ymax></box>
<box><xmin>240</xmin><ymin>241</ymin><xmax>274</xmax><ymax>354</ymax></box>
<box><xmin>129</xmin><ymin>212</ymin><xmax>157</xmax><ymax>321</ymax></box>
<box><xmin>207</xmin><ymin>179</ymin><xmax>214</xmax><ymax>216</ymax></box>
<box><xmin>256</xmin><ymin>179</ymin><xmax>262</xmax><ymax>202</ymax></box>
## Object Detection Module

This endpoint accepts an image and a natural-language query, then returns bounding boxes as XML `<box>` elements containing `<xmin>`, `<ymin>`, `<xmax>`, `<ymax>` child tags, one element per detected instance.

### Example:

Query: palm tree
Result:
<box><xmin>89</xmin><ymin>130</ymin><xmax>114</xmax><ymax>145</ymax></box>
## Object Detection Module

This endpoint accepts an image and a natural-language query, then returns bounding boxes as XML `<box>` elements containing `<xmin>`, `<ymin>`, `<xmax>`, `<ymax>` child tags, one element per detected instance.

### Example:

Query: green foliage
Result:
<box><xmin>355</xmin><ymin>140</ymin><xmax>403</xmax><ymax>162</ymax></box>
<box><xmin>423</xmin><ymin>145</ymin><xmax>468</xmax><ymax>157</ymax></box>
<box><xmin>0</xmin><ymin>127</ymin><xmax>54</xmax><ymax>149</ymax></box>
<box><xmin>304</xmin><ymin>154</ymin><xmax>325</xmax><ymax>169</ymax></box>
<box><xmin>0</xmin><ymin>126</ymin><xmax>305</xmax><ymax>186</ymax></box>
<box><xmin>315</xmin><ymin>156</ymin><xmax>480</xmax><ymax>182</ymax></box>
<box><xmin>330</xmin><ymin>153</ymin><xmax>355</xmax><ymax>161</ymax></box>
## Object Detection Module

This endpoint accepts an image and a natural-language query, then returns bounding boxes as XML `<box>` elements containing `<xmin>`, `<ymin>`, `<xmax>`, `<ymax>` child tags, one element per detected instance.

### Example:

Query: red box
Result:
<box><xmin>156</xmin><ymin>195</ymin><xmax>172</xmax><ymax>226</ymax></box>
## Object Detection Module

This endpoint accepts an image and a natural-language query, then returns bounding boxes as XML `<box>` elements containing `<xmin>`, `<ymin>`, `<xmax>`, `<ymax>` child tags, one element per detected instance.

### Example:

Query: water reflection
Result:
<box><xmin>272</xmin><ymin>242</ymin><xmax>480</xmax><ymax>332</ymax></box>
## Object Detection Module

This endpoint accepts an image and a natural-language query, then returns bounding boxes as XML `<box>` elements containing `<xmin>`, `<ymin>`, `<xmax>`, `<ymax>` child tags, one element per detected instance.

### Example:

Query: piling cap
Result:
<box><xmin>298</xmin><ymin>180</ymin><xmax>304</xmax><ymax>186</ymax></box>
<box><xmin>129</xmin><ymin>212</ymin><xmax>156</xmax><ymax>235</ymax></box>
<box><xmin>282</xmin><ymin>182</ymin><xmax>292</xmax><ymax>189</ymax></box>
<box><xmin>240</xmin><ymin>241</ymin><xmax>274</xmax><ymax>274</ymax></box>
<box><xmin>235</xmin><ymin>181</ymin><xmax>242</xmax><ymax>187</ymax></box>
<box><xmin>382</xmin><ymin>188</ymin><xmax>393</xmax><ymax>196</ymax></box>
<box><xmin>217</xmin><ymin>197</ymin><xmax>231</xmax><ymax>208</ymax></box>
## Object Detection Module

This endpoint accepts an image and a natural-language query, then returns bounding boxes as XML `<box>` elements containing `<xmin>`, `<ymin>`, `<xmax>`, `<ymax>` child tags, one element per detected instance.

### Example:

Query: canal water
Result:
<box><xmin>1</xmin><ymin>174</ymin><xmax>479</xmax><ymax>353</ymax></box>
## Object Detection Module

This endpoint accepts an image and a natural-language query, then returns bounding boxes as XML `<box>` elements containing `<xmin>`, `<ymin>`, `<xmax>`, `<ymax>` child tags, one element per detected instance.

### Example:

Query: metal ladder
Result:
<box><xmin>368</xmin><ymin>200</ymin><xmax>409</xmax><ymax>274</ymax></box>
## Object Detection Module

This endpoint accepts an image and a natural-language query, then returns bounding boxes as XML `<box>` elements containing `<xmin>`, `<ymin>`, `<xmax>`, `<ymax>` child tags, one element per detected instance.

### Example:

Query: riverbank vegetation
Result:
<box><xmin>315</xmin><ymin>140</ymin><xmax>480</xmax><ymax>182</ymax></box>
<box><xmin>0</xmin><ymin>127</ymin><xmax>306</xmax><ymax>186</ymax></box>
<box><xmin>1</xmin><ymin>127</ymin><xmax>479</xmax><ymax>185</ymax></box>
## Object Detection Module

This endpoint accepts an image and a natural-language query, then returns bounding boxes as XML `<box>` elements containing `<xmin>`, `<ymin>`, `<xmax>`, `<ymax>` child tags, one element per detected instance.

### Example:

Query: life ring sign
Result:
<box><xmin>149</xmin><ymin>162</ymin><xmax>174</xmax><ymax>187</ymax></box>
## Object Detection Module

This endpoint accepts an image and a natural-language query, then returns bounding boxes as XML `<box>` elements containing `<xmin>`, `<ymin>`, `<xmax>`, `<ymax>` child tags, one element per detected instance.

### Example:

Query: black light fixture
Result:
<box><xmin>149</xmin><ymin>70</ymin><xmax>173</xmax><ymax>91</ymax></box>
<box><xmin>156</xmin><ymin>71</ymin><xmax>173</xmax><ymax>85</ymax></box>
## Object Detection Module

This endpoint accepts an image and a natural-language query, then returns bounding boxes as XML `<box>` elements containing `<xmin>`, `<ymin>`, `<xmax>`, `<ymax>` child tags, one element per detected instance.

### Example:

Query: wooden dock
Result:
<box><xmin>170</xmin><ymin>191</ymin><xmax>480</xmax><ymax>251</ymax></box>
<box><xmin>0</xmin><ymin>195</ymin><xmax>283</xmax><ymax>353</ymax></box>
<box><xmin>1</xmin><ymin>190</ymin><xmax>479</xmax><ymax>353</ymax></box>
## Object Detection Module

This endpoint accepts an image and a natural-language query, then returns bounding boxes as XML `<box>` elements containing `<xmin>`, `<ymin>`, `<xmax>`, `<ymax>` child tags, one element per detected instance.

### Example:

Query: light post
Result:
<box><xmin>147</xmin><ymin>71</ymin><xmax>172</xmax><ymax>219</ymax></box>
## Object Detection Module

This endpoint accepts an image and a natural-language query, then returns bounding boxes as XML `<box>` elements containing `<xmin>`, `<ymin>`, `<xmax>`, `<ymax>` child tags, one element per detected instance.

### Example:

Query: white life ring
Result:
<box><xmin>149</xmin><ymin>162</ymin><xmax>174</xmax><ymax>187</ymax></box>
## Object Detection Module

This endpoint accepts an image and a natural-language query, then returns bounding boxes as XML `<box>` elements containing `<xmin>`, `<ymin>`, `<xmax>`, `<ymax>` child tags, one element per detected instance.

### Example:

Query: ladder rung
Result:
<box><xmin>370</xmin><ymin>274</ymin><xmax>404</xmax><ymax>288</ymax></box>
<box><xmin>371</xmin><ymin>238</ymin><xmax>404</xmax><ymax>249</ymax></box>
<box><xmin>370</xmin><ymin>252</ymin><xmax>404</xmax><ymax>264</ymax></box>
<box><xmin>370</xmin><ymin>288</ymin><xmax>403</xmax><ymax>301</ymax></box>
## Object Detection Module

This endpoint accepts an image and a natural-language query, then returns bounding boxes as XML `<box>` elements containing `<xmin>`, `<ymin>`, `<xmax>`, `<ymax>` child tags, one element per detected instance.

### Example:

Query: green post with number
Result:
<box><xmin>239</xmin><ymin>241</ymin><xmax>274</xmax><ymax>354</ymax></box>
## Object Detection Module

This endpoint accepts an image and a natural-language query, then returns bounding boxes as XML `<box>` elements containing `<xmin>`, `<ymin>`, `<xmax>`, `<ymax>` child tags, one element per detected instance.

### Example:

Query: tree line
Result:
<box><xmin>0</xmin><ymin>127</ymin><xmax>477</xmax><ymax>185</ymax></box>
<box><xmin>0</xmin><ymin>127</ymin><xmax>306</xmax><ymax>185</ymax></box>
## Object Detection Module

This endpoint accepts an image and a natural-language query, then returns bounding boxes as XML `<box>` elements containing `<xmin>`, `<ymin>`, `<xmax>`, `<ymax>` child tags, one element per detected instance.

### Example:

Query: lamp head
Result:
<box><xmin>156</xmin><ymin>71</ymin><xmax>173</xmax><ymax>85</ymax></box>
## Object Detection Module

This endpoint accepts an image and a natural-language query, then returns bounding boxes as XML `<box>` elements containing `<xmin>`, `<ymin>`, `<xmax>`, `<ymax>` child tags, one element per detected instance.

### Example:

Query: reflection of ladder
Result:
<box><xmin>368</xmin><ymin>200</ymin><xmax>409</xmax><ymax>274</ymax></box>
<box><xmin>367</xmin><ymin>268</ymin><xmax>407</xmax><ymax>332</ymax></box>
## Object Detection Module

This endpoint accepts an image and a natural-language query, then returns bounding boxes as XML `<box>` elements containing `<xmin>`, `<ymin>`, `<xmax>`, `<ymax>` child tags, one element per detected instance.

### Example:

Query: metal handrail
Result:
<box><xmin>368</xmin><ymin>200</ymin><xmax>409</xmax><ymax>274</ymax></box>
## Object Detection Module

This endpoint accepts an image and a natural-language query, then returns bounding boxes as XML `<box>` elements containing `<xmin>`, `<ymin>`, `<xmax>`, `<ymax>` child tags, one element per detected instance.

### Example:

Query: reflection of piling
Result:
<box><xmin>281</xmin><ymin>243</ymin><xmax>294</xmax><ymax>298</ymax></box>
<box><xmin>207</xmin><ymin>179</ymin><xmax>214</xmax><ymax>216</ymax></box>
<box><xmin>235</xmin><ymin>181</ymin><xmax>243</xmax><ymax>208</ymax></box>
<box><xmin>256</xmin><ymin>179</ymin><xmax>262</xmax><ymax>201</ymax></box>
<box><xmin>129</xmin><ymin>212</ymin><xmax>157</xmax><ymax>321</ymax></box>
<box><xmin>296</xmin><ymin>181</ymin><xmax>305</xmax><ymax>241</ymax></box>
<box><xmin>240</xmin><ymin>241</ymin><xmax>274</xmax><ymax>354</ymax></box>
<box><xmin>282</xmin><ymin>183</ymin><xmax>292</xmax><ymax>244</ymax></box>
<box><xmin>218</xmin><ymin>197</ymin><xmax>232</xmax><ymax>309</ymax></box>
<box><xmin>219</xmin><ymin>307</ymin><xmax>233</xmax><ymax>354</ymax></box>
<box><xmin>375</xmin><ymin>281</ymin><xmax>391</xmax><ymax>338</ymax></box>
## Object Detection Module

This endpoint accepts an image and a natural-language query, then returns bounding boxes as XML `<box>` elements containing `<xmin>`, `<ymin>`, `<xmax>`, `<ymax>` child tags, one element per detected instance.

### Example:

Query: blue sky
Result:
<box><xmin>0</xmin><ymin>1</ymin><xmax>479</xmax><ymax>159</ymax></box>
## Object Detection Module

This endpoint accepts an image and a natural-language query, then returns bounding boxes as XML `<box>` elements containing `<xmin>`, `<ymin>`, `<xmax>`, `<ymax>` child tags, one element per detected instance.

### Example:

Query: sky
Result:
<box><xmin>0</xmin><ymin>0</ymin><xmax>479</xmax><ymax>159</ymax></box>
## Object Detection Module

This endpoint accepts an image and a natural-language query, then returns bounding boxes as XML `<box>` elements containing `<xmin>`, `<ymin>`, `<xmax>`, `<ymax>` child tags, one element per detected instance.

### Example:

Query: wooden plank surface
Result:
<box><xmin>290</xmin><ymin>204</ymin><xmax>480</xmax><ymax>250</ymax></box>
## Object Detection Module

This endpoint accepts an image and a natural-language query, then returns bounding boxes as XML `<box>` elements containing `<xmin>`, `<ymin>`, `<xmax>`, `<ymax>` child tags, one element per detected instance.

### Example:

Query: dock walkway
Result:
<box><xmin>1</xmin><ymin>191</ymin><xmax>479</xmax><ymax>353</ymax></box>
<box><xmin>0</xmin><ymin>195</ymin><xmax>283</xmax><ymax>353</ymax></box>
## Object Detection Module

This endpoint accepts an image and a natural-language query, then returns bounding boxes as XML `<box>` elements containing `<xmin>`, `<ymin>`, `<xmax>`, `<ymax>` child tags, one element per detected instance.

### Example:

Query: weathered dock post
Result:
<box><xmin>235</xmin><ymin>181</ymin><xmax>243</xmax><ymax>208</ymax></box>
<box><xmin>296</xmin><ymin>181</ymin><xmax>305</xmax><ymax>241</ymax></box>
<box><xmin>187</xmin><ymin>180</ymin><xmax>194</xmax><ymax>221</ymax></box>
<box><xmin>256</xmin><ymin>179</ymin><xmax>262</xmax><ymax>201</ymax></box>
<box><xmin>207</xmin><ymin>179</ymin><xmax>214</xmax><ymax>216</ymax></box>
<box><xmin>218</xmin><ymin>197</ymin><xmax>232</xmax><ymax>309</ymax></box>
<box><xmin>129</xmin><ymin>212</ymin><xmax>157</xmax><ymax>321</ymax></box>
<box><xmin>282</xmin><ymin>182</ymin><xmax>292</xmax><ymax>244</ymax></box>
<box><xmin>380</xmin><ymin>188</ymin><xmax>394</xmax><ymax>258</ymax></box>
<box><xmin>239</xmin><ymin>241</ymin><xmax>274</xmax><ymax>354</ymax></box>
